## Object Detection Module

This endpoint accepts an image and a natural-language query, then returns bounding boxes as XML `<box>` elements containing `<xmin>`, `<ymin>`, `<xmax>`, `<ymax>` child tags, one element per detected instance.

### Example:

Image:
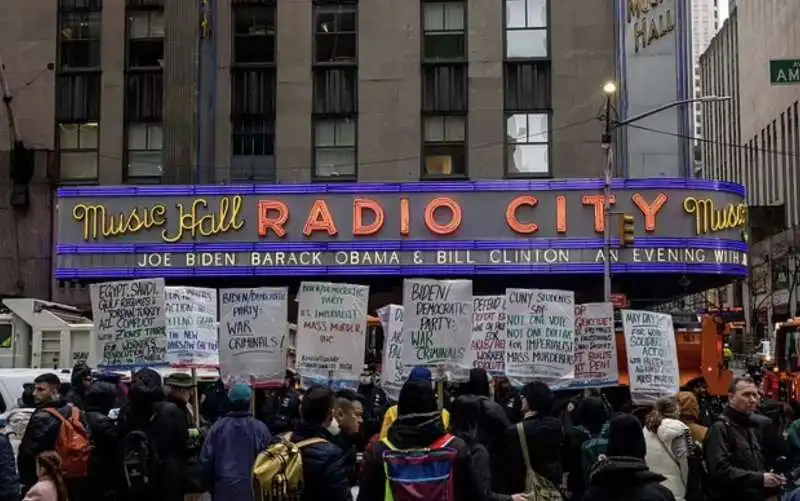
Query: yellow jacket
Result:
<box><xmin>379</xmin><ymin>404</ymin><xmax>450</xmax><ymax>439</ymax></box>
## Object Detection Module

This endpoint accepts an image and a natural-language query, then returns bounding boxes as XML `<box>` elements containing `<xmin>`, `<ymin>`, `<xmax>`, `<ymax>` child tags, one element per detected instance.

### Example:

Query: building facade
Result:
<box><xmin>691</xmin><ymin>0</ymin><xmax>720</xmax><ymax>139</ymax></box>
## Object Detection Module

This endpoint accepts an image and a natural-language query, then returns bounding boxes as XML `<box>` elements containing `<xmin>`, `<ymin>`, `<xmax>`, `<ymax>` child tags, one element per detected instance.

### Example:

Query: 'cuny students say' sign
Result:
<box><xmin>466</xmin><ymin>296</ymin><xmax>507</xmax><ymax>375</ymax></box>
<box><xmin>402</xmin><ymin>279</ymin><xmax>472</xmax><ymax>375</ymax></box>
<box><xmin>505</xmin><ymin>288</ymin><xmax>575</xmax><ymax>388</ymax></box>
<box><xmin>296</xmin><ymin>282</ymin><xmax>369</xmax><ymax>386</ymax></box>
<box><xmin>622</xmin><ymin>309</ymin><xmax>680</xmax><ymax>403</ymax></box>
<box><xmin>218</xmin><ymin>287</ymin><xmax>288</xmax><ymax>385</ymax></box>
<box><xmin>572</xmin><ymin>302</ymin><xmax>618</xmax><ymax>388</ymax></box>
<box><xmin>165</xmin><ymin>286</ymin><xmax>219</xmax><ymax>368</ymax></box>
<box><xmin>90</xmin><ymin>278</ymin><xmax>167</xmax><ymax>368</ymax></box>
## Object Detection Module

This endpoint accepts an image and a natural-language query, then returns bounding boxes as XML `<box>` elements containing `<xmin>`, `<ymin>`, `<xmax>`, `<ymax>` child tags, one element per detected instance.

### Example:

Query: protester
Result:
<box><xmin>22</xmin><ymin>452</ymin><xmax>68</xmax><ymax>501</ymax></box>
<box><xmin>83</xmin><ymin>382</ymin><xmax>120</xmax><ymax>501</ymax></box>
<box><xmin>200</xmin><ymin>383</ymin><xmax>271</xmax><ymax>501</ymax></box>
<box><xmin>643</xmin><ymin>396</ymin><xmax>692</xmax><ymax>501</ymax></box>
<box><xmin>200</xmin><ymin>380</ymin><xmax>231</xmax><ymax>424</ymax></box>
<box><xmin>290</xmin><ymin>386</ymin><xmax>352</xmax><ymax>501</ymax></box>
<box><xmin>379</xmin><ymin>367</ymin><xmax>450</xmax><ymax>438</ymax></box>
<box><xmin>0</xmin><ymin>427</ymin><xmax>19</xmax><ymax>501</ymax></box>
<box><xmin>264</xmin><ymin>370</ymin><xmax>301</xmax><ymax>434</ymax></box>
<box><xmin>164</xmin><ymin>373</ymin><xmax>206</xmax><ymax>498</ymax></box>
<box><xmin>705</xmin><ymin>376</ymin><xmax>783</xmax><ymax>501</ymax></box>
<box><xmin>499</xmin><ymin>381</ymin><xmax>564</xmax><ymax>495</ymax></box>
<box><xmin>494</xmin><ymin>376</ymin><xmax>523</xmax><ymax>424</ymax></box>
<box><xmin>358</xmin><ymin>379</ymin><xmax>480</xmax><ymax>501</ymax></box>
<box><xmin>65</xmin><ymin>363</ymin><xmax>92</xmax><ymax>410</ymax></box>
<box><xmin>684</xmin><ymin>378</ymin><xmax>713</xmax><ymax>427</ymax></box>
<box><xmin>582</xmin><ymin>413</ymin><xmax>677</xmax><ymax>501</ymax></box>
<box><xmin>563</xmin><ymin>396</ymin><xmax>609</xmax><ymax>501</ymax></box>
<box><xmin>333</xmin><ymin>390</ymin><xmax>365</xmax><ymax>486</ymax></box>
<box><xmin>356</xmin><ymin>372</ymin><xmax>387</xmax><ymax>442</ymax></box>
<box><xmin>753</xmin><ymin>399</ymin><xmax>790</xmax><ymax>470</ymax></box>
<box><xmin>675</xmin><ymin>391</ymin><xmax>707</xmax><ymax>444</ymax></box>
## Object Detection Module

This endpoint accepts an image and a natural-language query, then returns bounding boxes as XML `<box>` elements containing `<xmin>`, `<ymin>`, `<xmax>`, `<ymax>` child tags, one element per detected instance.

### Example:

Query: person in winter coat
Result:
<box><xmin>264</xmin><ymin>370</ymin><xmax>302</xmax><ymax>434</ymax></box>
<box><xmin>0</xmin><ymin>429</ymin><xmax>19</xmax><ymax>501</ymax></box>
<box><xmin>705</xmin><ymin>376</ymin><xmax>783</xmax><ymax>501</ymax></box>
<box><xmin>65</xmin><ymin>363</ymin><xmax>92</xmax><ymax>410</ymax></box>
<box><xmin>498</xmin><ymin>381</ymin><xmax>564</xmax><ymax>495</ymax></box>
<box><xmin>494</xmin><ymin>376</ymin><xmax>523</xmax><ymax>424</ymax></box>
<box><xmin>200</xmin><ymin>384</ymin><xmax>271</xmax><ymax>501</ymax></box>
<box><xmin>117</xmin><ymin>368</ymin><xmax>189</xmax><ymax>501</ymax></box>
<box><xmin>84</xmin><ymin>382</ymin><xmax>120</xmax><ymax>501</ymax></box>
<box><xmin>379</xmin><ymin>367</ymin><xmax>450</xmax><ymax>438</ymax></box>
<box><xmin>684</xmin><ymin>378</ymin><xmax>713</xmax><ymax>427</ymax></box>
<box><xmin>675</xmin><ymin>391</ymin><xmax>707</xmax><ymax>444</ymax></box>
<box><xmin>291</xmin><ymin>386</ymin><xmax>353</xmax><ymax>501</ymax></box>
<box><xmin>22</xmin><ymin>452</ymin><xmax>68</xmax><ymax>501</ymax></box>
<box><xmin>358</xmin><ymin>379</ymin><xmax>481</xmax><ymax>501</ymax></box>
<box><xmin>582</xmin><ymin>413</ymin><xmax>676</xmax><ymax>501</ymax></box>
<box><xmin>643</xmin><ymin>397</ymin><xmax>692</xmax><ymax>501</ymax></box>
<box><xmin>357</xmin><ymin>373</ymin><xmax>387</xmax><ymax>443</ymax></box>
<box><xmin>450</xmin><ymin>395</ymin><xmax>526</xmax><ymax>501</ymax></box>
<box><xmin>752</xmin><ymin>399</ymin><xmax>790</xmax><ymax>471</ymax></box>
<box><xmin>563</xmin><ymin>396</ymin><xmax>609</xmax><ymax>501</ymax></box>
<box><xmin>333</xmin><ymin>390</ymin><xmax>364</xmax><ymax>486</ymax></box>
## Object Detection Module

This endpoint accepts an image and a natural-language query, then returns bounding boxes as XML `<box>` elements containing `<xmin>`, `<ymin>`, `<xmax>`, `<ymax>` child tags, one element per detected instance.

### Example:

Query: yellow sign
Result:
<box><xmin>627</xmin><ymin>0</ymin><xmax>676</xmax><ymax>53</ymax></box>
<box><xmin>682</xmin><ymin>197</ymin><xmax>748</xmax><ymax>236</ymax></box>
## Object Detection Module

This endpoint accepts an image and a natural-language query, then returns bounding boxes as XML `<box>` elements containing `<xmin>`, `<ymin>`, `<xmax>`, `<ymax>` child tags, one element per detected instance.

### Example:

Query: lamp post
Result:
<box><xmin>600</xmin><ymin>83</ymin><xmax>731</xmax><ymax>303</ymax></box>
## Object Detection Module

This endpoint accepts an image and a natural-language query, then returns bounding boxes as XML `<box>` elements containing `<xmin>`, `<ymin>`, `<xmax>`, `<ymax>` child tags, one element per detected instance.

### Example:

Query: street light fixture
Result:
<box><xmin>603</xmin><ymin>81</ymin><xmax>617</xmax><ymax>95</ymax></box>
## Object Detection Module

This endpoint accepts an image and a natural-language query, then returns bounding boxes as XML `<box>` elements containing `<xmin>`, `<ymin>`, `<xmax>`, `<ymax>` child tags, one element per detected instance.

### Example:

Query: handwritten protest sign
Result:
<box><xmin>90</xmin><ymin>278</ymin><xmax>167</xmax><ymax>368</ymax></box>
<box><xmin>297</xmin><ymin>282</ymin><xmax>369</xmax><ymax>386</ymax></box>
<box><xmin>402</xmin><ymin>279</ymin><xmax>472</xmax><ymax>376</ymax></box>
<box><xmin>467</xmin><ymin>296</ymin><xmax>507</xmax><ymax>375</ymax></box>
<box><xmin>622</xmin><ymin>309</ymin><xmax>679</xmax><ymax>403</ymax></box>
<box><xmin>572</xmin><ymin>302</ymin><xmax>618</xmax><ymax>388</ymax></box>
<box><xmin>505</xmin><ymin>288</ymin><xmax>575</xmax><ymax>388</ymax></box>
<box><xmin>378</xmin><ymin>305</ymin><xmax>404</xmax><ymax>402</ymax></box>
<box><xmin>164</xmin><ymin>287</ymin><xmax>218</xmax><ymax>367</ymax></box>
<box><xmin>219</xmin><ymin>287</ymin><xmax>288</xmax><ymax>385</ymax></box>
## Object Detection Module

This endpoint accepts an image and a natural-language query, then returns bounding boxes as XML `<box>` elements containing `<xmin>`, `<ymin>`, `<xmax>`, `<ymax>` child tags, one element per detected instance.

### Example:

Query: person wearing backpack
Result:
<box><xmin>563</xmin><ymin>396</ymin><xmax>608</xmax><ymax>501</ymax></box>
<box><xmin>83</xmin><ymin>382</ymin><xmax>120</xmax><ymax>501</ymax></box>
<box><xmin>18</xmin><ymin>372</ymin><xmax>92</xmax><ymax>500</ymax></box>
<box><xmin>358</xmin><ymin>378</ymin><xmax>481</xmax><ymax>501</ymax></box>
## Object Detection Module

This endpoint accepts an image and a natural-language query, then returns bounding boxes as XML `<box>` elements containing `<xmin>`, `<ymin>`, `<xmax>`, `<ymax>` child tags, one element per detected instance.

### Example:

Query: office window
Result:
<box><xmin>314</xmin><ymin>118</ymin><xmax>356</xmax><ymax>179</ymax></box>
<box><xmin>126</xmin><ymin>123</ymin><xmax>163</xmax><ymax>179</ymax></box>
<box><xmin>233</xmin><ymin>4</ymin><xmax>276</xmax><ymax>64</ymax></box>
<box><xmin>59</xmin><ymin>11</ymin><xmax>101</xmax><ymax>70</ymax></box>
<box><xmin>422</xmin><ymin>65</ymin><xmax>467</xmax><ymax>113</ymax></box>
<box><xmin>128</xmin><ymin>10</ymin><xmax>164</xmax><ymax>68</ymax></box>
<box><xmin>58</xmin><ymin>123</ymin><xmax>99</xmax><ymax>181</ymax></box>
<box><xmin>423</xmin><ymin>2</ymin><xmax>466</xmax><ymax>61</ymax></box>
<box><xmin>313</xmin><ymin>67</ymin><xmax>357</xmax><ymax>115</ymax></box>
<box><xmin>126</xmin><ymin>71</ymin><xmax>162</xmax><ymax>121</ymax></box>
<box><xmin>504</xmin><ymin>61</ymin><xmax>550</xmax><ymax>111</ymax></box>
<box><xmin>506</xmin><ymin>113</ymin><xmax>548</xmax><ymax>176</ymax></box>
<box><xmin>423</xmin><ymin>116</ymin><xmax>466</xmax><ymax>177</ymax></box>
<box><xmin>314</xmin><ymin>4</ymin><xmax>356</xmax><ymax>63</ymax></box>
<box><xmin>505</xmin><ymin>0</ymin><xmax>547</xmax><ymax>58</ymax></box>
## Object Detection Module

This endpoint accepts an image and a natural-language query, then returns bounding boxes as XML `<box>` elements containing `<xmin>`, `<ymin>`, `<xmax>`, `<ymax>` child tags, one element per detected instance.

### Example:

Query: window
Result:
<box><xmin>128</xmin><ymin>10</ymin><xmax>164</xmax><ymax>68</ymax></box>
<box><xmin>505</xmin><ymin>0</ymin><xmax>547</xmax><ymax>58</ymax></box>
<box><xmin>504</xmin><ymin>61</ymin><xmax>550</xmax><ymax>111</ymax></box>
<box><xmin>314</xmin><ymin>4</ymin><xmax>357</xmax><ymax>63</ymax></box>
<box><xmin>422</xmin><ymin>65</ymin><xmax>467</xmax><ymax>113</ymax></box>
<box><xmin>313</xmin><ymin>67</ymin><xmax>357</xmax><ymax>114</ymax></box>
<box><xmin>126</xmin><ymin>71</ymin><xmax>162</xmax><ymax>121</ymax></box>
<box><xmin>506</xmin><ymin>113</ymin><xmax>549</xmax><ymax>176</ymax></box>
<box><xmin>56</xmin><ymin>73</ymin><xmax>101</xmax><ymax>122</ymax></box>
<box><xmin>59</xmin><ymin>12</ymin><xmax>101</xmax><ymax>70</ymax></box>
<box><xmin>58</xmin><ymin>123</ymin><xmax>99</xmax><ymax>181</ymax></box>
<box><xmin>314</xmin><ymin>118</ymin><xmax>356</xmax><ymax>179</ymax></box>
<box><xmin>126</xmin><ymin>123</ymin><xmax>163</xmax><ymax>179</ymax></box>
<box><xmin>423</xmin><ymin>116</ymin><xmax>466</xmax><ymax>177</ymax></box>
<box><xmin>231</xmin><ymin>118</ymin><xmax>276</xmax><ymax>181</ymax></box>
<box><xmin>423</xmin><ymin>2</ymin><xmax>466</xmax><ymax>61</ymax></box>
<box><xmin>233</xmin><ymin>5</ymin><xmax>276</xmax><ymax>64</ymax></box>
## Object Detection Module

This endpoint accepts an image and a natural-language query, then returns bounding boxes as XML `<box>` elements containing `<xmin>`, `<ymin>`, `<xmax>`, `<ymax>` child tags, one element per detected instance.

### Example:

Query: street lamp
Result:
<box><xmin>599</xmin><ymin>85</ymin><xmax>731</xmax><ymax>303</ymax></box>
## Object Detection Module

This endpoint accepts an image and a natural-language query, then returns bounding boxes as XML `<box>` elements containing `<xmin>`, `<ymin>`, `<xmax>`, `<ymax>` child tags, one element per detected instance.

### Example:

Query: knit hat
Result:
<box><xmin>228</xmin><ymin>383</ymin><xmax>253</xmax><ymax>403</ymax></box>
<box><xmin>397</xmin><ymin>379</ymin><xmax>438</xmax><ymax>417</ymax></box>
<box><xmin>408</xmin><ymin>367</ymin><xmax>433</xmax><ymax>382</ymax></box>
<box><xmin>607</xmin><ymin>413</ymin><xmax>647</xmax><ymax>459</ymax></box>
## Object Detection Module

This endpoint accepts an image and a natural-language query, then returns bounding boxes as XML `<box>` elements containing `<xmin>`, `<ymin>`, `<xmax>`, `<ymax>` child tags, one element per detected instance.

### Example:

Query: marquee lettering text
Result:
<box><xmin>627</xmin><ymin>0</ymin><xmax>675</xmax><ymax>53</ymax></box>
<box><xmin>682</xmin><ymin>197</ymin><xmax>748</xmax><ymax>235</ymax></box>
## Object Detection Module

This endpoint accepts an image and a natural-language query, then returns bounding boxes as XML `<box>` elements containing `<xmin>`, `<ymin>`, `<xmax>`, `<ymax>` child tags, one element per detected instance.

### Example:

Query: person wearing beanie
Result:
<box><xmin>582</xmin><ymin>414</ymin><xmax>676</xmax><ymax>501</ymax></box>
<box><xmin>199</xmin><ymin>383</ymin><xmax>271</xmax><ymax>501</ymax></box>
<box><xmin>563</xmin><ymin>396</ymin><xmax>610</xmax><ymax>500</ymax></box>
<box><xmin>378</xmin><ymin>368</ymin><xmax>450</xmax><ymax>439</ymax></box>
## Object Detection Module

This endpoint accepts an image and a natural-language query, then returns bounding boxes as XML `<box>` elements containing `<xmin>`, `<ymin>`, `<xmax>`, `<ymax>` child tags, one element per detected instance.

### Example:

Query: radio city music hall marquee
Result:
<box><xmin>54</xmin><ymin>180</ymin><xmax>749</xmax><ymax>279</ymax></box>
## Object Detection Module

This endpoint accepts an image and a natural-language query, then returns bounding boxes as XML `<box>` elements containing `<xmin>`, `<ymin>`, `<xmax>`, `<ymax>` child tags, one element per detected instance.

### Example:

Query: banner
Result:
<box><xmin>622</xmin><ymin>309</ymin><xmax>680</xmax><ymax>403</ymax></box>
<box><xmin>377</xmin><ymin>305</ymin><xmax>404</xmax><ymax>402</ymax></box>
<box><xmin>218</xmin><ymin>287</ymin><xmax>288</xmax><ymax>385</ymax></box>
<box><xmin>466</xmin><ymin>295</ymin><xmax>507</xmax><ymax>375</ymax></box>
<box><xmin>505</xmin><ymin>288</ymin><xmax>575</xmax><ymax>388</ymax></box>
<box><xmin>401</xmin><ymin>279</ymin><xmax>472</xmax><ymax>377</ymax></box>
<box><xmin>90</xmin><ymin>278</ymin><xmax>167</xmax><ymax>368</ymax></box>
<box><xmin>296</xmin><ymin>282</ymin><xmax>369</xmax><ymax>386</ymax></box>
<box><xmin>572</xmin><ymin>302</ymin><xmax>618</xmax><ymax>388</ymax></box>
<box><xmin>164</xmin><ymin>287</ymin><xmax>218</xmax><ymax>367</ymax></box>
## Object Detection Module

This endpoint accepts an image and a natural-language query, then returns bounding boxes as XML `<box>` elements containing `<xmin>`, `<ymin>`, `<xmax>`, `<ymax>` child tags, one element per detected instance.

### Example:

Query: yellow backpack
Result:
<box><xmin>252</xmin><ymin>432</ymin><xmax>327</xmax><ymax>501</ymax></box>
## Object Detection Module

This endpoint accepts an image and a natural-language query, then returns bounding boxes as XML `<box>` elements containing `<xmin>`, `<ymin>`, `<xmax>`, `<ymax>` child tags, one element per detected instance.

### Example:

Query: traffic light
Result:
<box><xmin>619</xmin><ymin>214</ymin><xmax>635</xmax><ymax>247</ymax></box>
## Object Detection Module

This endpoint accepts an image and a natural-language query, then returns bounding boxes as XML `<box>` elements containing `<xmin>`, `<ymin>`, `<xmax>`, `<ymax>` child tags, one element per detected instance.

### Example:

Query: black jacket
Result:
<box><xmin>333</xmin><ymin>432</ymin><xmax>359</xmax><ymax>487</ymax></box>
<box><xmin>582</xmin><ymin>456</ymin><xmax>676</xmax><ymax>501</ymax></box>
<box><xmin>17</xmin><ymin>399</ymin><xmax>73</xmax><ymax>490</ymax></box>
<box><xmin>563</xmin><ymin>425</ymin><xmax>598</xmax><ymax>500</ymax></box>
<box><xmin>84</xmin><ymin>382</ymin><xmax>120</xmax><ymax>500</ymax></box>
<box><xmin>498</xmin><ymin>413</ymin><xmax>564</xmax><ymax>495</ymax></box>
<box><xmin>265</xmin><ymin>387</ymin><xmax>301</xmax><ymax>434</ymax></box>
<box><xmin>469</xmin><ymin>441</ymin><xmax>512</xmax><ymax>501</ymax></box>
<box><xmin>292</xmin><ymin>423</ymin><xmax>353</xmax><ymax>501</ymax></box>
<box><xmin>65</xmin><ymin>387</ymin><xmax>87</xmax><ymax>410</ymax></box>
<box><xmin>358</xmin><ymin>414</ymin><xmax>483</xmax><ymax>501</ymax></box>
<box><xmin>358</xmin><ymin>383</ymin><xmax>388</xmax><ymax>439</ymax></box>
<box><xmin>495</xmin><ymin>387</ymin><xmax>523</xmax><ymax>424</ymax></box>
<box><xmin>474</xmin><ymin>396</ymin><xmax>512</xmax><ymax>491</ymax></box>
<box><xmin>0</xmin><ymin>433</ymin><xmax>19</xmax><ymax>501</ymax></box>
<box><xmin>750</xmin><ymin>410</ymin><xmax>787</xmax><ymax>471</ymax></box>
<box><xmin>704</xmin><ymin>406</ymin><xmax>767</xmax><ymax>501</ymax></box>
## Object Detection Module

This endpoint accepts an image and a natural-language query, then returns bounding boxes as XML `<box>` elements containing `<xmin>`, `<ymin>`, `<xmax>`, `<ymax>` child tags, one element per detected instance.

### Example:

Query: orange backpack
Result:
<box><xmin>44</xmin><ymin>405</ymin><xmax>92</xmax><ymax>479</ymax></box>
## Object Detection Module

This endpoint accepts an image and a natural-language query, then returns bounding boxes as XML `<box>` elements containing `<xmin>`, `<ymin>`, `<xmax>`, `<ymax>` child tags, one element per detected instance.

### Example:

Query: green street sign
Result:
<box><xmin>770</xmin><ymin>59</ymin><xmax>800</xmax><ymax>85</ymax></box>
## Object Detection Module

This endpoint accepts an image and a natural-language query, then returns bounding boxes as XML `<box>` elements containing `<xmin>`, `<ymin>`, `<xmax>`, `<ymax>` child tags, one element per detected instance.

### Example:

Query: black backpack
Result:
<box><xmin>122</xmin><ymin>411</ymin><xmax>160</xmax><ymax>494</ymax></box>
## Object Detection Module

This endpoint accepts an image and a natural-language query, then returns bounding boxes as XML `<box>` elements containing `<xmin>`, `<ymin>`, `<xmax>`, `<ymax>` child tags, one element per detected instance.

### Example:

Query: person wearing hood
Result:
<box><xmin>358</xmin><ymin>379</ymin><xmax>481</xmax><ymax>501</ymax></box>
<box><xmin>643</xmin><ymin>397</ymin><xmax>692</xmax><ymax>501</ymax></box>
<box><xmin>379</xmin><ymin>367</ymin><xmax>450</xmax><ymax>438</ymax></box>
<box><xmin>117</xmin><ymin>368</ymin><xmax>189</xmax><ymax>501</ymax></box>
<box><xmin>582</xmin><ymin>413</ymin><xmax>676</xmax><ymax>501</ymax></box>
<box><xmin>200</xmin><ymin>383</ymin><xmax>271</xmax><ymax>501</ymax></box>
<box><xmin>494</xmin><ymin>376</ymin><xmax>523</xmax><ymax>424</ymax></box>
<box><xmin>84</xmin><ymin>382</ymin><xmax>120</xmax><ymax>501</ymax></box>
<box><xmin>563</xmin><ymin>396</ymin><xmax>609</xmax><ymax>501</ymax></box>
<box><xmin>65</xmin><ymin>363</ymin><xmax>92</xmax><ymax>410</ymax></box>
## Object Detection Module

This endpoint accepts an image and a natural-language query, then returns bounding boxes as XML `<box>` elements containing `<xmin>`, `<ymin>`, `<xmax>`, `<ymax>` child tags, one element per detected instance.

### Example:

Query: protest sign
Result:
<box><xmin>572</xmin><ymin>302</ymin><xmax>618</xmax><ymax>388</ymax></box>
<box><xmin>90</xmin><ymin>278</ymin><xmax>167</xmax><ymax>368</ymax></box>
<box><xmin>505</xmin><ymin>288</ymin><xmax>575</xmax><ymax>388</ymax></box>
<box><xmin>401</xmin><ymin>279</ymin><xmax>472</xmax><ymax>376</ymax></box>
<box><xmin>219</xmin><ymin>287</ymin><xmax>288</xmax><ymax>385</ymax></box>
<box><xmin>164</xmin><ymin>287</ymin><xmax>218</xmax><ymax>367</ymax></box>
<box><xmin>377</xmin><ymin>304</ymin><xmax>404</xmax><ymax>402</ymax></box>
<box><xmin>467</xmin><ymin>295</ymin><xmax>507</xmax><ymax>375</ymax></box>
<box><xmin>296</xmin><ymin>282</ymin><xmax>369</xmax><ymax>386</ymax></box>
<box><xmin>622</xmin><ymin>309</ymin><xmax>680</xmax><ymax>403</ymax></box>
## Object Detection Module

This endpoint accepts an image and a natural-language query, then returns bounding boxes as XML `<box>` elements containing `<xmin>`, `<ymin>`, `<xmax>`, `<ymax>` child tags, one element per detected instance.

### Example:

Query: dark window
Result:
<box><xmin>314</xmin><ymin>118</ymin><xmax>356</xmax><ymax>179</ymax></box>
<box><xmin>59</xmin><ymin>12</ymin><xmax>101</xmax><ymax>70</ymax></box>
<box><xmin>126</xmin><ymin>71</ymin><xmax>163</xmax><ymax>121</ymax></box>
<box><xmin>313</xmin><ymin>67</ymin><xmax>357</xmax><ymax>115</ymax></box>
<box><xmin>422</xmin><ymin>65</ymin><xmax>467</xmax><ymax>113</ymax></box>
<box><xmin>126</xmin><ymin>123</ymin><xmax>163</xmax><ymax>179</ymax></box>
<box><xmin>231</xmin><ymin>118</ymin><xmax>276</xmax><ymax>182</ymax></box>
<box><xmin>504</xmin><ymin>0</ymin><xmax>548</xmax><ymax>58</ymax></box>
<box><xmin>422</xmin><ymin>2</ymin><xmax>466</xmax><ymax>61</ymax></box>
<box><xmin>56</xmin><ymin>73</ymin><xmax>101</xmax><ymax>122</ymax></box>
<box><xmin>126</xmin><ymin>0</ymin><xmax>163</xmax><ymax>7</ymax></box>
<box><xmin>58</xmin><ymin>123</ymin><xmax>99</xmax><ymax>181</ymax></box>
<box><xmin>233</xmin><ymin>5</ymin><xmax>276</xmax><ymax>64</ymax></box>
<box><xmin>314</xmin><ymin>4</ymin><xmax>357</xmax><ymax>63</ymax></box>
<box><xmin>231</xmin><ymin>69</ymin><xmax>276</xmax><ymax>117</ymax></box>
<box><xmin>128</xmin><ymin>10</ymin><xmax>164</xmax><ymax>69</ymax></box>
<box><xmin>505</xmin><ymin>113</ymin><xmax>549</xmax><ymax>176</ymax></box>
<box><xmin>423</xmin><ymin>116</ymin><xmax>466</xmax><ymax>177</ymax></box>
<box><xmin>60</xmin><ymin>0</ymin><xmax>102</xmax><ymax>8</ymax></box>
<box><xmin>504</xmin><ymin>61</ymin><xmax>550</xmax><ymax>111</ymax></box>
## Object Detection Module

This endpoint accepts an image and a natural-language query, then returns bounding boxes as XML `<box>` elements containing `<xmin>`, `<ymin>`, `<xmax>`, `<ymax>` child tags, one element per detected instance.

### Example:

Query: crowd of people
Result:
<box><xmin>0</xmin><ymin>363</ymin><xmax>799</xmax><ymax>501</ymax></box>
